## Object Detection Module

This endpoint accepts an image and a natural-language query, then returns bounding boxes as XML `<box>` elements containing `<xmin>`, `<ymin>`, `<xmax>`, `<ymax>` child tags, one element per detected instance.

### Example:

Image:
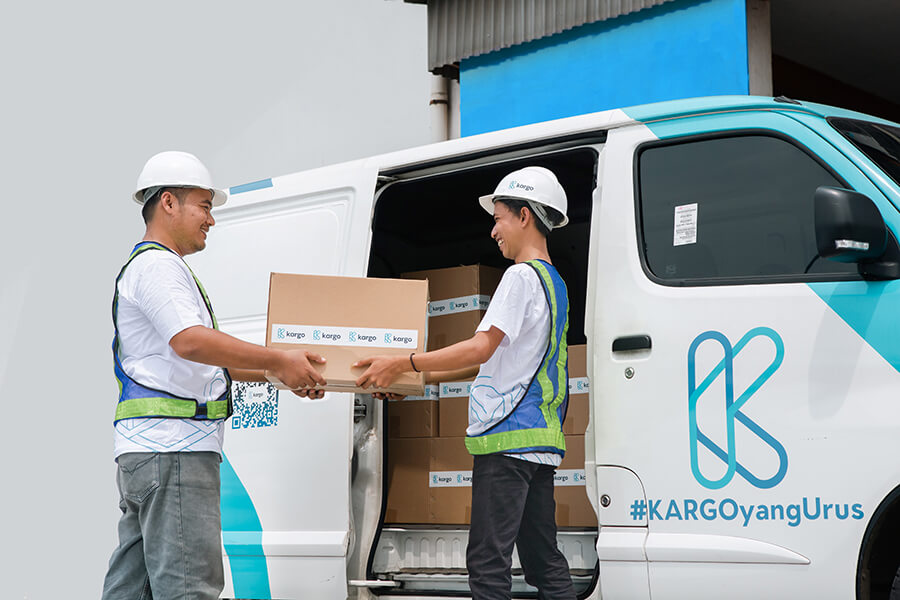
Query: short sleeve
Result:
<box><xmin>476</xmin><ymin>266</ymin><xmax>534</xmax><ymax>344</ymax></box>
<box><xmin>127</xmin><ymin>254</ymin><xmax>208</xmax><ymax>342</ymax></box>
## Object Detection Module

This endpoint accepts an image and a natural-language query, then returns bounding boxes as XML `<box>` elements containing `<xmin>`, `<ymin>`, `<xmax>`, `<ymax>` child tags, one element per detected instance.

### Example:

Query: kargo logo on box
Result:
<box><xmin>276</xmin><ymin>327</ymin><xmax>304</xmax><ymax>341</ymax></box>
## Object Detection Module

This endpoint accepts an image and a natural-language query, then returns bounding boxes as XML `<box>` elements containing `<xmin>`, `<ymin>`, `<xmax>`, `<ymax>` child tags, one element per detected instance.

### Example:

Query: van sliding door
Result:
<box><xmin>186</xmin><ymin>161</ymin><xmax>378</xmax><ymax>599</ymax></box>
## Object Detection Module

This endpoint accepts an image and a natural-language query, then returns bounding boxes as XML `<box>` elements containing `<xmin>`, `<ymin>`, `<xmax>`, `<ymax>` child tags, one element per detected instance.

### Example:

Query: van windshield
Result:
<box><xmin>830</xmin><ymin>117</ymin><xmax>900</xmax><ymax>189</ymax></box>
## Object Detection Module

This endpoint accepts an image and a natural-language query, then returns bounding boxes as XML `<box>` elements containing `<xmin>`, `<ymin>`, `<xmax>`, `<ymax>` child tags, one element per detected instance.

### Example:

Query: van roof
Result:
<box><xmin>621</xmin><ymin>95</ymin><xmax>899</xmax><ymax>128</ymax></box>
<box><xmin>226</xmin><ymin>96</ymin><xmax>898</xmax><ymax>194</ymax></box>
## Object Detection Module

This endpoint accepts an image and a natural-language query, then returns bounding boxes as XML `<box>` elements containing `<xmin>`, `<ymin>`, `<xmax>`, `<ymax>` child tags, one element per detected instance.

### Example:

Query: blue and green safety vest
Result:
<box><xmin>465</xmin><ymin>259</ymin><xmax>569</xmax><ymax>456</ymax></box>
<box><xmin>112</xmin><ymin>241</ymin><xmax>232</xmax><ymax>424</ymax></box>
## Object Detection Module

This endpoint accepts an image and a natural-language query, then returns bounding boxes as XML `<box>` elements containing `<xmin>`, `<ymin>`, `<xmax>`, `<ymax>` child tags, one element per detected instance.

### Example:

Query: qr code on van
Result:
<box><xmin>231</xmin><ymin>382</ymin><xmax>278</xmax><ymax>429</ymax></box>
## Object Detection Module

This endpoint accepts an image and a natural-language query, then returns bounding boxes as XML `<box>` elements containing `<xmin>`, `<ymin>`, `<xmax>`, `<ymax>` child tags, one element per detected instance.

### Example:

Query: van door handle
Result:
<box><xmin>612</xmin><ymin>335</ymin><xmax>652</xmax><ymax>352</ymax></box>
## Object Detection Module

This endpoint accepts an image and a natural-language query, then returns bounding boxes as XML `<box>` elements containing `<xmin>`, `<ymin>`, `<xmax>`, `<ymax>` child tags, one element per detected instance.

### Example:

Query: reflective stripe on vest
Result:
<box><xmin>112</xmin><ymin>241</ymin><xmax>232</xmax><ymax>423</ymax></box>
<box><xmin>465</xmin><ymin>259</ymin><xmax>569</xmax><ymax>456</ymax></box>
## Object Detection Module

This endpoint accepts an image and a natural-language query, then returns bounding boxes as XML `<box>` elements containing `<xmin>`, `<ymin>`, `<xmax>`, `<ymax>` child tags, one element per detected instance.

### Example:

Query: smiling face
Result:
<box><xmin>168</xmin><ymin>187</ymin><xmax>215</xmax><ymax>256</ymax></box>
<box><xmin>491</xmin><ymin>200</ymin><xmax>525</xmax><ymax>260</ymax></box>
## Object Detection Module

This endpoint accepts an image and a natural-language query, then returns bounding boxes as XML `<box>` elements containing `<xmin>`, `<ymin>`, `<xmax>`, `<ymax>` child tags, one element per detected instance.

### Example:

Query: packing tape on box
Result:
<box><xmin>395</xmin><ymin>385</ymin><xmax>439</xmax><ymax>401</ymax></box>
<box><xmin>430</xmin><ymin>468</ymin><xmax>585</xmax><ymax>487</ymax></box>
<box><xmin>428</xmin><ymin>294</ymin><xmax>491</xmax><ymax>317</ymax></box>
<box><xmin>440</xmin><ymin>381</ymin><xmax>473</xmax><ymax>398</ymax></box>
<box><xmin>270</xmin><ymin>324</ymin><xmax>418</xmax><ymax>349</ymax></box>
<box><xmin>554</xmin><ymin>469</ymin><xmax>587</xmax><ymax>486</ymax></box>
<box><xmin>430</xmin><ymin>470</ymin><xmax>474</xmax><ymax>487</ymax></box>
<box><xmin>568</xmin><ymin>377</ymin><xmax>590</xmax><ymax>394</ymax></box>
<box><xmin>440</xmin><ymin>378</ymin><xmax>585</xmax><ymax>398</ymax></box>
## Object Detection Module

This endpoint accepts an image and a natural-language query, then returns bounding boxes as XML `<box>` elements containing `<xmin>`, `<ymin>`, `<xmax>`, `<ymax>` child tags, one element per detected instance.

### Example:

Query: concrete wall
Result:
<box><xmin>0</xmin><ymin>2</ymin><xmax>430</xmax><ymax>597</ymax></box>
<box><xmin>459</xmin><ymin>0</ymin><xmax>751</xmax><ymax>136</ymax></box>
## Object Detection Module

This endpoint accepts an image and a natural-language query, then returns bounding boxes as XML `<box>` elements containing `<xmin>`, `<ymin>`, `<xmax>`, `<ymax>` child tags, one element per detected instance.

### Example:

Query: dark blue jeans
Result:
<box><xmin>101</xmin><ymin>452</ymin><xmax>223</xmax><ymax>600</ymax></box>
<box><xmin>467</xmin><ymin>453</ymin><xmax>576</xmax><ymax>600</ymax></box>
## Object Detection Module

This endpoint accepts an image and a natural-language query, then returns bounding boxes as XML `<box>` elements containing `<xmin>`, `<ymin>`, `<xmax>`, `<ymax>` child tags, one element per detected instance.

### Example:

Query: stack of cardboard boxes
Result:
<box><xmin>385</xmin><ymin>265</ymin><xmax>596</xmax><ymax>528</ymax></box>
<box><xmin>385</xmin><ymin>265</ymin><xmax>499</xmax><ymax>524</ymax></box>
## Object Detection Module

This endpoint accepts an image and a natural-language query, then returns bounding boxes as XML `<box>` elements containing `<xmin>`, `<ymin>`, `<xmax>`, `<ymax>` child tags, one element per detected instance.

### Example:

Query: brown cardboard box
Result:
<box><xmin>555</xmin><ymin>435</ymin><xmax>598</xmax><ymax>527</ymax></box>
<box><xmin>402</xmin><ymin>265</ymin><xmax>503</xmax><ymax>351</ymax></box>
<box><xmin>429</xmin><ymin>437</ymin><xmax>474</xmax><ymax>524</ymax></box>
<box><xmin>385</xmin><ymin>438</ymin><xmax>431</xmax><ymax>524</ymax></box>
<box><xmin>437</xmin><ymin>379</ymin><xmax>472</xmax><ymax>438</ymax></box>
<box><xmin>385</xmin><ymin>434</ymin><xmax>596</xmax><ymax>527</ymax></box>
<box><xmin>564</xmin><ymin>345</ymin><xmax>590</xmax><ymax>435</ymax></box>
<box><xmin>387</xmin><ymin>395</ymin><xmax>439</xmax><ymax>438</ymax></box>
<box><xmin>264</xmin><ymin>272</ymin><xmax>427</xmax><ymax>395</ymax></box>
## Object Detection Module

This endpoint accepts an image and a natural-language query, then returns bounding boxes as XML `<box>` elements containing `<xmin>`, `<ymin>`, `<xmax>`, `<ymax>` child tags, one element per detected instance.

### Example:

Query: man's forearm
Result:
<box><xmin>424</xmin><ymin>365</ymin><xmax>480</xmax><ymax>384</ymax></box>
<box><xmin>170</xmin><ymin>326</ymin><xmax>281</xmax><ymax>371</ymax></box>
<box><xmin>413</xmin><ymin>331</ymin><xmax>499</xmax><ymax>373</ymax></box>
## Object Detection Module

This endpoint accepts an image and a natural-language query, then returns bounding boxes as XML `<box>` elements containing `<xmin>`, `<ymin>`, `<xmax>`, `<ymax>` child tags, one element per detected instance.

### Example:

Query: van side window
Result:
<box><xmin>637</xmin><ymin>134</ymin><xmax>858</xmax><ymax>283</ymax></box>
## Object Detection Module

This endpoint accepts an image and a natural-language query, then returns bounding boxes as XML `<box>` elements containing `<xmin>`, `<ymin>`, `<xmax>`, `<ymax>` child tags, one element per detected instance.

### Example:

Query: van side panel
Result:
<box><xmin>187</xmin><ymin>163</ymin><xmax>378</xmax><ymax>598</ymax></box>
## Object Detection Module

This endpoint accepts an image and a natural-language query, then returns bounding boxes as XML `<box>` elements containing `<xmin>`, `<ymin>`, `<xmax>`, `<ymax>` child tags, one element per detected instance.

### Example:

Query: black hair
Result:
<box><xmin>494</xmin><ymin>197</ymin><xmax>564</xmax><ymax>238</ymax></box>
<box><xmin>141</xmin><ymin>187</ymin><xmax>190</xmax><ymax>225</ymax></box>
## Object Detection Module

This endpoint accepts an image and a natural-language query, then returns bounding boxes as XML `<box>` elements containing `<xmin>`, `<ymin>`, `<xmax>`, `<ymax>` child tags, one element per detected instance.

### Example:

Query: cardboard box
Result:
<box><xmin>264</xmin><ymin>272</ymin><xmax>427</xmax><ymax>395</ymax></box>
<box><xmin>385</xmin><ymin>435</ymin><xmax>596</xmax><ymax>528</ymax></box>
<box><xmin>385</xmin><ymin>438</ymin><xmax>431</xmax><ymax>524</ymax></box>
<box><xmin>564</xmin><ymin>345</ymin><xmax>590</xmax><ymax>435</ymax></box>
<box><xmin>402</xmin><ymin>265</ymin><xmax>503</xmax><ymax>351</ymax></box>
<box><xmin>555</xmin><ymin>435</ymin><xmax>598</xmax><ymax>528</ymax></box>
<box><xmin>429</xmin><ymin>437</ymin><xmax>474</xmax><ymax>525</ymax></box>
<box><xmin>387</xmin><ymin>386</ymin><xmax>439</xmax><ymax>438</ymax></box>
<box><xmin>437</xmin><ymin>379</ymin><xmax>472</xmax><ymax>438</ymax></box>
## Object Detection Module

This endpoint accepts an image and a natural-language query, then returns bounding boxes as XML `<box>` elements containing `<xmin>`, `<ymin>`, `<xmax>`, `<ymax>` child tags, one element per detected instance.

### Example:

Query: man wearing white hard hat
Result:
<box><xmin>355</xmin><ymin>165</ymin><xmax>576</xmax><ymax>599</ymax></box>
<box><xmin>101</xmin><ymin>151</ymin><xmax>327</xmax><ymax>600</ymax></box>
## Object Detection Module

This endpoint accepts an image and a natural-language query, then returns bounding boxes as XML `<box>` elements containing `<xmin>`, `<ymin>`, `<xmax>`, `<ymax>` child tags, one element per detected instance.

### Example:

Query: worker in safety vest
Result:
<box><xmin>355</xmin><ymin>166</ymin><xmax>576</xmax><ymax>599</ymax></box>
<box><xmin>101</xmin><ymin>151</ymin><xmax>326</xmax><ymax>600</ymax></box>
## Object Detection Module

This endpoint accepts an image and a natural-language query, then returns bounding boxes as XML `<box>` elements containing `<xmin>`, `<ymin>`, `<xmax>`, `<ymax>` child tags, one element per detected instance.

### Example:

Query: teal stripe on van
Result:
<box><xmin>230</xmin><ymin>178</ymin><xmax>273</xmax><ymax>195</ymax></box>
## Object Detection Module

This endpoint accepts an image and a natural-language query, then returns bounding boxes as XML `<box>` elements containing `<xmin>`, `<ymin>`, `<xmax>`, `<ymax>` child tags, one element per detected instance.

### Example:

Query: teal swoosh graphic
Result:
<box><xmin>808</xmin><ymin>280</ymin><xmax>900</xmax><ymax>372</ymax></box>
<box><xmin>221</xmin><ymin>452</ymin><xmax>271</xmax><ymax>599</ymax></box>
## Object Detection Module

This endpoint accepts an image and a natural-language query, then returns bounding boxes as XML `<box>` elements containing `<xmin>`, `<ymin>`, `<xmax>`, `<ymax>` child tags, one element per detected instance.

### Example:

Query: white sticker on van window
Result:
<box><xmin>270</xmin><ymin>324</ymin><xmax>418</xmax><ymax>349</ymax></box>
<box><xmin>674</xmin><ymin>203</ymin><xmax>698</xmax><ymax>246</ymax></box>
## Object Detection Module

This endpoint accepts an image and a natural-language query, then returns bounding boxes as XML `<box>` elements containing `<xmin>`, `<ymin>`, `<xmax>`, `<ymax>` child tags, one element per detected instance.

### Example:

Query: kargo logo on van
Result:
<box><xmin>688</xmin><ymin>328</ymin><xmax>787</xmax><ymax>490</ymax></box>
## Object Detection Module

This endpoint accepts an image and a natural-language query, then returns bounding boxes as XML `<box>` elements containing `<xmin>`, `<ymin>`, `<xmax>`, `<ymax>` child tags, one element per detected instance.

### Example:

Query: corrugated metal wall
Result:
<box><xmin>423</xmin><ymin>0</ymin><xmax>679</xmax><ymax>73</ymax></box>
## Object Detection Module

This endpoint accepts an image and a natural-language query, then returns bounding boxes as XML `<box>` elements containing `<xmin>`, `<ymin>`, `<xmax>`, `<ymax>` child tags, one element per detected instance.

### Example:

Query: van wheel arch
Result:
<box><xmin>858</xmin><ymin>484</ymin><xmax>900</xmax><ymax>599</ymax></box>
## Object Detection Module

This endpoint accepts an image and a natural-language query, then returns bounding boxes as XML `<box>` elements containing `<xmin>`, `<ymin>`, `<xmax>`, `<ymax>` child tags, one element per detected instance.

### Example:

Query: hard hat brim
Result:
<box><xmin>478</xmin><ymin>193</ymin><xmax>569</xmax><ymax>228</ymax></box>
<box><xmin>478</xmin><ymin>194</ymin><xmax>496</xmax><ymax>216</ymax></box>
<box><xmin>133</xmin><ymin>186</ymin><xmax>228</xmax><ymax>207</ymax></box>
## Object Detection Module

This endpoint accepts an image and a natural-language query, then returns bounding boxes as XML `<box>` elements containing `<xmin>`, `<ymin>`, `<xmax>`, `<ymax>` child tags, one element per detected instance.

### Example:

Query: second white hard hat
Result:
<box><xmin>479</xmin><ymin>166</ymin><xmax>569</xmax><ymax>228</ymax></box>
<box><xmin>133</xmin><ymin>151</ymin><xmax>227</xmax><ymax>207</ymax></box>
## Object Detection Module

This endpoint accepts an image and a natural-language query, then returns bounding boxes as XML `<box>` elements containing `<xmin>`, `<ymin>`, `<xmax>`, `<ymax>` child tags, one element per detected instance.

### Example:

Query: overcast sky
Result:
<box><xmin>0</xmin><ymin>2</ymin><xmax>432</xmax><ymax>596</ymax></box>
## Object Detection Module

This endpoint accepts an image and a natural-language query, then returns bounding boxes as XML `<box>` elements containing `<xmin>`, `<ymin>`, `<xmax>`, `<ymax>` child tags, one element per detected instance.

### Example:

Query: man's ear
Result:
<box><xmin>159</xmin><ymin>190</ymin><xmax>178</xmax><ymax>215</ymax></box>
<box><xmin>519</xmin><ymin>206</ymin><xmax>530</xmax><ymax>225</ymax></box>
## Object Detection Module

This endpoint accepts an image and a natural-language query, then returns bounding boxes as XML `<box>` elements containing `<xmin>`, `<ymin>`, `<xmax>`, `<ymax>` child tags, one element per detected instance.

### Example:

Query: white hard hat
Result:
<box><xmin>479</xmin><ymin>166</ymin><xmax>568</xmax><ymax>228</ymax></box>
<box><xmin>133</xmin><ymin>151</ymin><xmax>227</xmax><ymax>207</ymax></box>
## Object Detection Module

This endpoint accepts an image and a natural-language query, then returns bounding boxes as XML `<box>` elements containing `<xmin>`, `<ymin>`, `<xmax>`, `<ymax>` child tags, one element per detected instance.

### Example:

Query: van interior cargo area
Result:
<box><xmin>367</xmin><ymin>147</ymin><xmax>598</xmax><ymax>347</ymax></box>
<box><xmin>363</xmin><ymin>147</ymin><xmax>600</xmax><ymax>597</ymax></box>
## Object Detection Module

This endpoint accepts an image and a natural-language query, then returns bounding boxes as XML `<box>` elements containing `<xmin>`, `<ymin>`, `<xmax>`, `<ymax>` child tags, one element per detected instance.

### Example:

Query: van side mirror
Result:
<box><xmin>814</xmin><ymin>186</ymin><xmax>900</xmax><ymax>279</ymax></box>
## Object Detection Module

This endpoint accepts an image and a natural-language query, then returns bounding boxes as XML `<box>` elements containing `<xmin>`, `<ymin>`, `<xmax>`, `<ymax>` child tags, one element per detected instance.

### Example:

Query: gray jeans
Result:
<box><xmin>101</xmin><ymin>452</ymin><xmax>224</xmax><ymax>600</ymax></box>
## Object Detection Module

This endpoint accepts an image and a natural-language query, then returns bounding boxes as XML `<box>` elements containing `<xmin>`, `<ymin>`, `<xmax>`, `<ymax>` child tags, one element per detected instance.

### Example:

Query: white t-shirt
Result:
<box><xmin>468</xmin><ymin>263</ymin><xmax>563</xmax><ymax>467</ymax></box>
<box><xmin>112</xmin><ymin>247</ymin><xmax>227</xmax><ymax>458</ymax></box>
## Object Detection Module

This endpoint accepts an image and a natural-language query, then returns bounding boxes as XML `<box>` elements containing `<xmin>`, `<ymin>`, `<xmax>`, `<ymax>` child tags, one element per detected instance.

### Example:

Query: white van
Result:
<box><xmin>186</xmin><ymin>95</ymin><xmax>900</xmax><ymax>600</ymax></box>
